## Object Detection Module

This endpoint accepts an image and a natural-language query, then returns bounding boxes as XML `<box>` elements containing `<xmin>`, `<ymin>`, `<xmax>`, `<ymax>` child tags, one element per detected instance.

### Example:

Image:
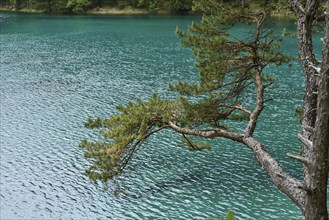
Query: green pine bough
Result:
<box><xmin>81</xmin><ymin>0</ymin><xmax>329</xmax><ymax>219</ymax></box>
<box><xmin>81</xmin><ymin>6</ymin><xmax>287</xmax><ymax>183</ymax></box>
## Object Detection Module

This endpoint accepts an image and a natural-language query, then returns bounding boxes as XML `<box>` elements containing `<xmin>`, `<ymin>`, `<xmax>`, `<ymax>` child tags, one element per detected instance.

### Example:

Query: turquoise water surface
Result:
<box><xmin>0</xmin><ymin>12</ymin><xmax>324</xmax><ymax>219</ymax></box>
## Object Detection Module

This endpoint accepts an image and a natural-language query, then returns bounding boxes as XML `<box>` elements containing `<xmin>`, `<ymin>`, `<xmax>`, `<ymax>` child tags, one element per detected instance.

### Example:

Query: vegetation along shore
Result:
<box><xmin>0</xmin><ymin>0</ymin><xmax>302</xmax><ymax>17</ymax></box>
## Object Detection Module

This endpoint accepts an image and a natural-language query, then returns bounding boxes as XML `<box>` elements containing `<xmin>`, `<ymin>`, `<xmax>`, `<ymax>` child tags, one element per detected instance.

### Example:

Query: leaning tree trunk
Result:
<box><xmin>287</xmin><ymin>0</ymin><xmax>329</xmax><ymax>219</ymax></box>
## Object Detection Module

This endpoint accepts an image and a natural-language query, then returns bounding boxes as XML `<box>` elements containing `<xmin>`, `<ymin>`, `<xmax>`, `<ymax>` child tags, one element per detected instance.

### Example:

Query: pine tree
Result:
<box><xmin>80</xmin><ymin>0</ymin><xmax>329</xmax><ymax>219</ymax></box>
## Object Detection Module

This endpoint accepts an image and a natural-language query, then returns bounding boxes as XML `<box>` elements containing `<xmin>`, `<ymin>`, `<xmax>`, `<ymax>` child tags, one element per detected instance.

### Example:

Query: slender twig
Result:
<box><xmin>298</xmin><ymin>133</ymin><xmax>313</xmax><ymax>149</ymax></box>
<box><xmin>287</xmin><ymin>152</ymin><xmax>310</xmax><ymax>164</ymax></box>
<box><xmin>119</xmin><ymin>125</ymin><xmax>171</xmax><ymax>172</ymax></box>
<box><xmin>182</xmin><ymin>134</ymin><xmax>198</xmax><ymax>150</ymax></box>
<box><xmin>233</xmin><ymin>104</ymin><xmax>252</xmax><ymax>115</ymax></box>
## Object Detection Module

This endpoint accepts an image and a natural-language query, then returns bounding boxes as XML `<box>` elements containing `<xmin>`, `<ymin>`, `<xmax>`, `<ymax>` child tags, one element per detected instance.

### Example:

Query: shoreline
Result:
<box><xmin>0</xmin><ymin>6</ymin><xmax>159</xmax><ymax>15</ymax></box>
<box><xmin>0</xmin><ymin>5</ymin><xmax>296</xmax><ymax>20</ymax></box>
<box><xmin>0</xmin><ymin>6</ymin><xmax>45</xmax><ymax>13</ymax></box>
<box><xmin>86</xmin><ymin>6</ymin><xmax>149</xmax><ymax>15</ymax></box>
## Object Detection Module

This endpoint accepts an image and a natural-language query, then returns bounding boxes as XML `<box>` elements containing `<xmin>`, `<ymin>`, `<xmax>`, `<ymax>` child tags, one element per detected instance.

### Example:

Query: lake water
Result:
<box><xmin>0</xmin><ymin>12</ymin><xmax>324</xmax><ymax>219</ymax></box>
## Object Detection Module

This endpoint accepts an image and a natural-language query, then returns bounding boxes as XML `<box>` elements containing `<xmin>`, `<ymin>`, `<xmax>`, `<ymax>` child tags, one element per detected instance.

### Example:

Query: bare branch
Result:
<box><xmin>308</xmin><ymin>61</ymin><xmax>321</xmax><ymax>74</ymax></box>
<box><xmin>120</xmin><ymin>125</ymin><xmax>171</xmax><ymax>172</ymax></box>
<box><xmin>245</xmin><ymin>55</ymin><xmax>265</xmax><ymax>136</ymax></box>
<box><xmin>168</xmin><ymin>122</ymin><xmax>244</xmax><ymax>142</ymax></box>
<box><xmin>264</xmin><ymin>81</ymin><xmax>274</xmax><ymax>89</ymax></box>
<box><xmin>233</xmin><ymin>104</ymin><xmax>252</xmax><ymax>115</ymax></box>
<box><xmin>182</xmin><ymin>134</ymin><xmax>197</xmax><ymax>150</ymax></box>
<box><xmin>298</xmin><ymin>133</ymin><xmax>314</xmax><ymax>149</ymax></box>
<box><xmin>287</xmin><ymin>152</ymin><xmax>310</xmax><ymax>164</ymax></box>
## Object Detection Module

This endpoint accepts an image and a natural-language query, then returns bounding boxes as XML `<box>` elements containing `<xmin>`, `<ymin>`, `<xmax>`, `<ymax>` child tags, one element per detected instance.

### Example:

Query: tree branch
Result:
<box><xmin>305</xmin><ymin>0</ymin><xmax>320</xmax><ymax>17</ymax></box>
<box><xmin>245</xmin><ymin>50</ymin><xmax>265</xmax><ymax>136</ymax></box>
<box><xmin>243</xmin><ymin>137</ymin><xmax>306</xmax><ymax>209</ymax></box>
<box><xmin>287</xmin><ymin>152</ymin><xmax>310</xmax><ymax>164</ymax></box>
<box><xmin>120</xmin><ymin>125</ymin><xmax>171</xmax><ymax>172</ymax></box>
<box><xmin>233</xmin><ymin>104</ymin><xmax>252</xmax><ymax>115</ymax></box>
<box><xmin>285</xmin><ymin>0</ymin><xmax>305</xmax><ymax>15</ymax></box>
<box><xmin>308</xmin><ymin>61</ymin><xmax>321</xmax><ymax>74</ymax></box>
<box><xmin>168</xmin><ymin>122</ymin><xmax>244</xmax><ymax>142</ymax></box>
<box><xmin>298</xmin><ymin>133</ymin><xmax>314</xmax><ymax>149</ymax></box>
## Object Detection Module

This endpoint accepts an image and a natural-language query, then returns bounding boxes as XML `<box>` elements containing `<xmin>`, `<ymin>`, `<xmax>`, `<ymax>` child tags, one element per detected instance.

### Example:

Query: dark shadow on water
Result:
<box><xmin>123</xmin><ymin>172</ymin><xmax>201</xmax><ymax>200</ymax></box>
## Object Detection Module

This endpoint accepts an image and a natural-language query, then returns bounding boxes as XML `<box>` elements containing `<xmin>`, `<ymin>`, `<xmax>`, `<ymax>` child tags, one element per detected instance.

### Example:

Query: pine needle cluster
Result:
<box><xmin>80</xmin><ymin>0</ymin><xmax>290</xmax><ymax>183</ymax></box>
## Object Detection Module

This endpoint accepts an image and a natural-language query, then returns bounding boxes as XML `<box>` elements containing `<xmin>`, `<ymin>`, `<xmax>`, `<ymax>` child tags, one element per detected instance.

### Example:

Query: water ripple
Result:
<box><xmin>0</xmin><ymin>13</ymin><xmax>316</xmax><ymax>220</ymax></box>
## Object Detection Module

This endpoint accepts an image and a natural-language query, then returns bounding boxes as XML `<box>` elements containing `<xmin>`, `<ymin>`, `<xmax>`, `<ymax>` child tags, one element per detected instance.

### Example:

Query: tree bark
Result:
<box><xmin>302</xmin><ymin>2</ymin><xmax>329</xmax><ymax>219</ymax></box>
<box><xmin>242</xmin><ymin>137</ymin><xmax>306</xmax><ymax>209</ymax></box>
<box><xmin>48</xmin><ymin>0</ymin><xmax>52</xmax><ymax>13</ymax></box>
<box><xmin>15</xmin><ymin>0</ymin><xmax>21</xmax><ymax>11</ymax></box>
<box><xmin>171</xmin><ymin>2</ymin><xmax>328</xmax><ymax>217</ymax></box>
<box><xmin>286</xmin><ymin>0</ymin><xmax>329</xmax><ymax>219</ymax></box>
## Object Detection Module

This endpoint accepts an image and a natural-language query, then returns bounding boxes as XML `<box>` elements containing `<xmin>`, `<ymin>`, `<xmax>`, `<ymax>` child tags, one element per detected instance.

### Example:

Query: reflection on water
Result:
<box><xmin>1</xmin><ymin>12</ymin><xmax>320</xmax><ymax>219</ymax></box>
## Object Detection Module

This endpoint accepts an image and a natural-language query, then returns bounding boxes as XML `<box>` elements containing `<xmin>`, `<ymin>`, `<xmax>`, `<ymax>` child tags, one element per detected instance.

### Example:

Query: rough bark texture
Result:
<box><xmin>169</xmin><ymin>7</ymin><xmax>328</xmax><ymax>216</ymax></box>
<box><xmin>81</xmin><ymin>1</ymin><xmax>328</xmax><ymax>217</ymax></box>
<box><xmin>286</xmin><ymin>1</ymin><xmax>329</xmax><ymax>219</ymax></box>
<box><xmin>242</xmin><ymin>137</ymin><xmax>306</xmax><ymax>209</ymax></box>
<box><xmin>302</xmin><ymin>2</ymin><xmax>329</xmax><ymax>219</ymax></box>
<box><xmin>170</xmin><ymin>2</ymin><xmax>329</xmax><ymax>217</ymax></box>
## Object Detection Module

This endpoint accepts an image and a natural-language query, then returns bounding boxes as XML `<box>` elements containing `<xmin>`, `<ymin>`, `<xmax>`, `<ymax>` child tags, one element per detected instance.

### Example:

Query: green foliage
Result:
<box><xmin>8</xmin><ymin>0</ymin><xmax>22</xmax><ymax>10</ymax></box>
<box><xmin>178</xmin><ymin>134</ymin><xmax>212</xmax><ymax>151</ymax></box>
<box><xmin>138</xmin><ymin>0</ymin><xmax>159</xmax><ymax>12</ymax></box>
<box><xmin>1</xmin><ymin>0</ymin><xmax>326</xmax><ymax>15</ymax></box>
<box><xmin>207</xmin><ymin>210</ymin><xmax>237</xmax><ymax>220</ymax></box>
<box><xmin>3</xmin><ymin>0</ymin><xmax>71</xmax><ymax>13</ymax></box>
<box><xmin>136</xmin><ymin>0</ymin><xmax>193</xmax><ymax>13</ymax></box>
<box><xmin>172</xmin><ymin>1</ymin><xmax>289</xmax><ymax>127</ymax></box>
<box><xmin>66</xmin><ymin>0</ymin><xmax>93</xmax><ymax>13</ymax></box>
<box><xmin>271</xmin><ymin>0</ymin><xmax>292</xmax><ymax>12</ymax></box>
<box><xmin>81</xmin><ymin>0</ymin><xmax>291</xmax><ymax>183</ymax></box>
<box><xmin>165</xmin><ymin>0</ymin><xmax>193</xmax><ymax>13</ymax></box>
<box><xmin>295</xmin><ymin>105</ymin><xmax>302</xmax><ymax>120</ymax></box>
<box><xmin>80</xmin><ymin>94</ymin><xmax>180</xmax><ymax>182</ymax></box>
<box><xmin>225</xmin><ymin>210</ymin><xmax>237</xmax><ymax>220</ymax></box>
<box><xmin>25</xmin><ymin>0</ymin><xmax>68</xmax><ymax>13</ymax></box>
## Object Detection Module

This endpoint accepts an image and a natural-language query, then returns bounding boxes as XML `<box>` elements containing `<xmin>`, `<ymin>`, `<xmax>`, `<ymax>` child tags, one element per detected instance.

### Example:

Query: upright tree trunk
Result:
<box><xmin>241</xmin><ymin>0</ymin><xmax>245</xmax><ymax>8</ymax></box>
<box><xmin>302</xmin><ymin>2</ymin><xmax>329</xmax><ymax>219</ymax></box>
<box><xmin>15</xmin><ymin>0</ymin><xmax>21</xmax><ymax>11</ymax></box>
<box><xmin>285</xmin><ymin>0</ymin><xmax>328</xmax><ymax>219</ymax></box>
<box><xmin>48</xmin><ymin>0</ymin><xmax>52</xmax><ymax>13</ymax></box>
<box><xmin>289</xmin><ymin>0</ymin><xmax>329</xmax><ymax>219</ymax></box>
